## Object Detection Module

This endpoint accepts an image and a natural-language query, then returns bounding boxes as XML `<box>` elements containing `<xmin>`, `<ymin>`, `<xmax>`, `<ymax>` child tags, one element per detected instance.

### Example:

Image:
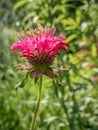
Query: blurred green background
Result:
<box><xmin>0</xmin><ymin>0</ymin><xmax>98</xmax><ymax>130</ymax></box>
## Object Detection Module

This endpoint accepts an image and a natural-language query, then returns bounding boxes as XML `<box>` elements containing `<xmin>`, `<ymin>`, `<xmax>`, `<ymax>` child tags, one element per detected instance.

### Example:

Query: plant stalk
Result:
<box><xmin>30</xmin><ymin>75</ymin><xmax>43</xmax><ymax>130</ymax></box>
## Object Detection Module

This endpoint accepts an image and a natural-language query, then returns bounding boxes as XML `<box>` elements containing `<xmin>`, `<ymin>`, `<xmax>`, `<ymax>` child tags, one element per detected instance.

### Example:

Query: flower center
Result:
<box><xmin>28</xmin><ymin>53</ymin><xmax>53</xmax><ymax>71</ymax></box>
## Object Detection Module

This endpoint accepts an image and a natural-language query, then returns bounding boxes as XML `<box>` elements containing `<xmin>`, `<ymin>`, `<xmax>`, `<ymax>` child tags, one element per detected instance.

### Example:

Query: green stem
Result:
<box><xmin>30</xmin><ymin>75</ymin><xmax>43</xmax><ymax>130</ymax></box>
<box><xmin>53</xmin><ymin>79</ymin><xmax>72</xmax><ymax>130</ymax></box>
<box><xmin>60</xmin><ymin>97</ymin><xmax>73</xmax><ymax>130</ymax></box>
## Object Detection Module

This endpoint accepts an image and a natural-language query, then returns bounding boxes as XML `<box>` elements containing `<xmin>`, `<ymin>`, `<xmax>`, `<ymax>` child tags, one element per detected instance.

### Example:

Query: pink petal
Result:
<box><xmin>45</xmin><ymin>27</ymin><xmax>56</xmax><ymax>37</ymax></box>
<box><xmin>11</xmin><ymin>41</ymin><xmax>24</xmax><ymax>51</ymax></box>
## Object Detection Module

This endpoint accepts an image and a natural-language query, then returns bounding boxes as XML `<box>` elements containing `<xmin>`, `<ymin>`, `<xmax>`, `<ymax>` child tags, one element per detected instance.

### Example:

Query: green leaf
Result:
<box><xmin>13</xmin><ymin>0</ymin><xmax>28</xmax><ymax>12</ymax></box>
<box><xmin>15</xmin><ymin>72</ymin><xmax>29</xmax><ymax>89</ymax></box>
<box><xmin>45</xmin><ymin>116</ymin><xmax>58</xmax><ymax>123</ymax></box>
<box><xmin>22</xmin><ymin>12</ymin><xmax>36</xmax><ymax>26</ymax></box>
<box><xmin>76</xmin><ymin>9</ymin><xmax>82</xmax><ymax>24</ymax></box>
<box><xmin>91</xmin><ymin>43</ymin><xmax>97</xmax><ymax>57</ymax></box>
<box><xmin>65</xmin><ymin>34</ymin><xmax>77</xmax><ymax>42</ymax></box>
<box><xmin>65</xmin><ymin>25</ymin><xmax>77</xmax><ymax>30</ymax></box>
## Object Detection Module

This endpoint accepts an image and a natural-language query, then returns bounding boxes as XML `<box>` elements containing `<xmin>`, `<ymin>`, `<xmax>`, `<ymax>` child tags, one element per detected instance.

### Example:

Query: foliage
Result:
<box><xmin>0</xmin><ymin>0</ymin><xmax>98</xmax><ymax>130</ymax></box>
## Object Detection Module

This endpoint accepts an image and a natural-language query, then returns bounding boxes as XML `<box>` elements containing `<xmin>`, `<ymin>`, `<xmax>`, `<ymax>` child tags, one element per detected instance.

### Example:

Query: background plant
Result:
<box><xmin>0</xmin><ymin>0</ymin><xmax>98</xmax><ymax>130</ymax></box>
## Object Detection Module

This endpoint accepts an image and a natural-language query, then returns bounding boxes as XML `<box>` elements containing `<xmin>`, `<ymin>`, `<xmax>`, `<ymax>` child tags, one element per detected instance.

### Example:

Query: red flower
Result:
<box><xmin>11</xmin><ymin>25</ymin><xmax>69</xmax><ymax>82</ymax></box>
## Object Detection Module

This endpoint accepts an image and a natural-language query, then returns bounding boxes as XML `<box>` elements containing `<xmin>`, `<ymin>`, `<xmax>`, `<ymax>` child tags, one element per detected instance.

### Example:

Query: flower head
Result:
<box><xmin>11</xmin><ymin>25</ymin><xmax>69</xmax><ymax>82</ymax></box>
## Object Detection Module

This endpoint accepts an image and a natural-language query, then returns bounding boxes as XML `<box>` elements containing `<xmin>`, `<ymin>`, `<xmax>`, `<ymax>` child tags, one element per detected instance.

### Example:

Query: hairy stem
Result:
<box><xmin>30</xmin><ymin>75</ymin><xmax>43</xmax><ymax>130</ymax></box>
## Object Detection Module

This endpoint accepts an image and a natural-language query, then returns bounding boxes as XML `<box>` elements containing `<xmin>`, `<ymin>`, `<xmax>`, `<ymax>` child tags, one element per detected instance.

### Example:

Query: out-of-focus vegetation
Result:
<box><xmin>0</xmin><ymin>0</ymin><xmax>98</xmax><ymax>130</ymax></box>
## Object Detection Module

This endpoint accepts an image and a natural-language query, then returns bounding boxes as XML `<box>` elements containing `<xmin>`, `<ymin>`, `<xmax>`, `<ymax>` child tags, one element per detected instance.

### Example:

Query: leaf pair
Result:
<box><xmin>15</xmin><ymin>72</ymin><xmax>29</xmax><ymax>90</ymax></box>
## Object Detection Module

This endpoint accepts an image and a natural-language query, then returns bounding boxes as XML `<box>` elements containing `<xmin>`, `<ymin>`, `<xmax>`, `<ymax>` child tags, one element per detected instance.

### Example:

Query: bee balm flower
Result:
<box><xmin>11</xmin><ymin>25</ymin><xmax>69</xmax><ymax>82</ymax></box>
